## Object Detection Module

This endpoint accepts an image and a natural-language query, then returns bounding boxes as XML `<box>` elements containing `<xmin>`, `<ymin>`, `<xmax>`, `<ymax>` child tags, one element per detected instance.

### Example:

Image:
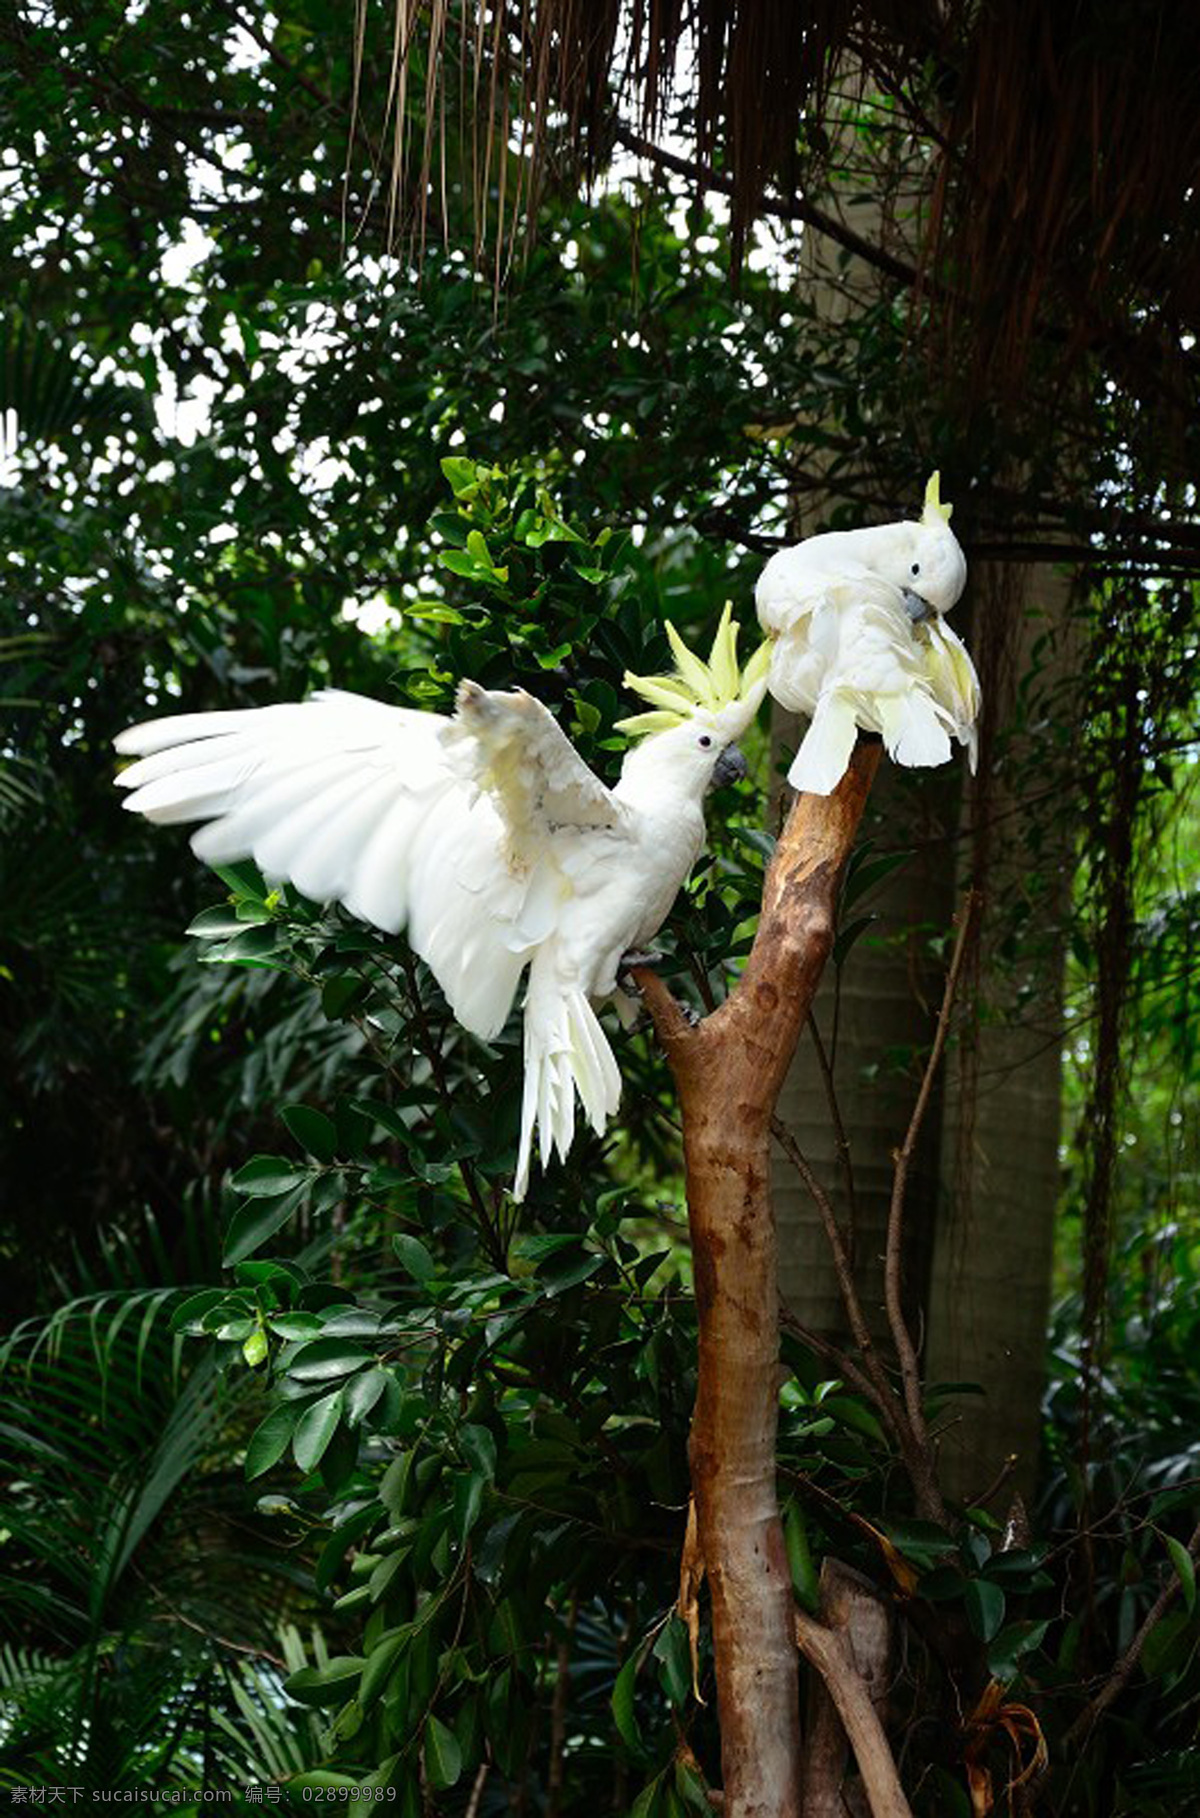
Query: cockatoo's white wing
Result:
<box><xmin>116</xmin><ymin>683</ymin><xmax>633</xmax><ymax>1194</ymax></box>
<box><xmin>446</xmin><ymin>683</ymin><xmax>631</xmax><ymax>1198</ymax></box>
<box><xmin>756</xmin><ymin>549</ymin><xmax>881</xmax><ymax>638</ymax></box>
<box><xmin>785</xmin><ymin>595</ymin><xmax>957</xmax><ymax>793</ymax></box>
<box><xmin>923</xmin><ymin>617</ymin><xmax>981</xmax><ymax>771</ymax></box>
<box><xmin>116</xmin><ymin>687</ymin><xmax>560</xmax><ymax>1042</ymax></box>
<box><xmin>115</xmin><ymin>689</ymin><xmax>448</xmax><ymax>929</ymax></box>
<box><xmin>447</xmin><ymin>682</ymin><xmax>626</xmax><ymax>862</ymax></box>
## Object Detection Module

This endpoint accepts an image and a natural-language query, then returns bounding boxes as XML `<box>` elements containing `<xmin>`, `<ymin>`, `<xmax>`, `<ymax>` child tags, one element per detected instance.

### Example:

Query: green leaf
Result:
<box><xmin>288</xmin><ymin>1772</ymin><xmax>366</xmax><ymax>1791</ymax></box>
<box><xmin>269</xmin><ymin>1313</ymin><xmax>325</xmax><ymax>1341</ymax></box>
<box><xmin>284</xmin><ymin>1658</ymin><xmax>364</xmax><ymax>1707</ymax></box>
<box><xmin>231</xmin><ymin>1155</ymin><xmax>312</xmax><ymax>1198</ymax></box>
<box><xmin>674</xmin><ymin>1758</ymin><xmax>713</xmax><ymax>1815</ymax></box>
<box><xmin>1142</xmin><ymin>1610</ymin><xmax>1193</xmax><ymax>1679</ymax></box>
<box><xmin>245</xmin><ymin>1402</ymin><xmax>300</xmax><ymax>1479</ymax></box>
<box><xmin>784</xmin><ymin>1501</ymin><xmax>819</xmax><ymax>1613</ymax></box>
<box><xmin>170</xmin><ymin>1288</ymin><xmax>228</xmax><ymax>1335</ymax></box>
<box><xmin>439</xmin><ymin>549</ymin><xmax>482</xmax><ymax>578</ymax></box>
<box><xmin>986</xmin><ymin>1619</ymin><xmax>1051</xmax><ymax>1683</ymax></box>
<box><xmin>918</xmin><ymin>1566</ymin><xmax>969</xmax><ymax>1602</ymax></box>
<box><xmin>223</xmin><ymin>1182</ymin><xmax>311</xmax><ymax>1265</ymax></box>
<box><xmin>393</xmin><ymin>1232</ymin><xmax>436</xmax><ymax>1282</ymax></box>
<box><xmin>281</xmin><ymin>1103</ymin><xmax>339</xmax><ymax>1162</ymax></box>
<box><xmin>344</xmin><ymin>1366</ymin><xmax>389</xmax><ymax>1429</ymax></box>
<box><xmin>213</xmin><ymin>860</ymin><xmax>268</xmax><ymax>898</ymax></box>
<box><xmin>322</xmin><ymin>973</ymin><xmax>366</xmax><ymax>1019</ymax></box>
<box><xmin>653</xmin><ymin>1614</ymin><xmax>692</xmax><ymax>1708</ymax></box>
<box><xmin>360</xmin><ymin>1625</ymin><xmax>413</xmax><ymax>1709</ymax></box>
<box><xmin>612</xmin><ymin>1651</ymin><xmax>643</xmax><ymax>1752</ymax></box>
<box><xmin>1167</xmin><ymin>1536</ymin><xmax>1196</xmax><ymax>1614</ymax></box>
<box><xmin>286</xmin><ymin>1339</ymin><xmax>374</xmax><ymax>1383</ymax></box>
<box><xmin>454</xmin><ymin>1470</ymin><xmax>486</xmax><ymax>1541</ymax></box>
<box><xmin>187</xmin><ymin>904</ymin><xmax>256</xmax><ymax>938</ymax></box>
<box><xmin>628</xmin><ymin>1778</ymin><xmax>664</xmax><ymax>1818</ymax></box>
<box><xmin>424</xmin><ymin>1714</ymin><xmax>463</xmax><ymax>1790</ymax></box>
<box><xmin>460</xmin><ymin>1422</ymin><xmax>497</xmax><ymax>1482</ymax></box>
<box><xmin>843</xmin><ymin>846</ymin><xmax>911</xmax><ymax>910</ymax></box>
<box><xmin>293</xmin><ymin>1388</ymin><xmax>344</xmax><ymax>1473</ymax></box>
<box><xmin>822</xmin><ymin>1395</ymin><xmax>886</xmax><ymax>1443</ymax></box>
<box><xmin>202</xmin><ymin>923</ymin><xmax>283</xmax><ymax>965</ymax></box>
<box><xmin>241</xmin><ymin>1328</ymin><xmax>268</xmax><ymax>1367</ymax></box>
<box><xmin>440</xmin><ymin>455</ymin><xmax>478</xmax><ymax>497</ymax></box>
<box><xmin>833</xmin><ymin>913</ymin><xmax>876</xmax><ymax>968</ymax></box>
<box><xmin>964</xmin><ymin>1578</ymin><xmax>1006</xmax><ymax>1643</ymax></box>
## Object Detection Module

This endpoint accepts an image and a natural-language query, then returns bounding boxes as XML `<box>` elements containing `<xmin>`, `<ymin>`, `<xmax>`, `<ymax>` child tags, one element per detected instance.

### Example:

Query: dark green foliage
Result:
<box><xmin>3</xmin><ymin>3</ymin><xmax>1200</xmax><ymax>1811</ymax></box>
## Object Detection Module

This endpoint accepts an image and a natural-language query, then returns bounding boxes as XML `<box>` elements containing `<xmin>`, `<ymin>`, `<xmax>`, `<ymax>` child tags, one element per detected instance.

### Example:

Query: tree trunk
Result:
<box><xmin>923</xmin><ymin>566</ymin><xmax>1076</xmax><ymax>1501</ymax></box>
<box><xmin>637</xmin><ymin>739</ymin><xmax>881</xmax><ymax>1818</ymax></box>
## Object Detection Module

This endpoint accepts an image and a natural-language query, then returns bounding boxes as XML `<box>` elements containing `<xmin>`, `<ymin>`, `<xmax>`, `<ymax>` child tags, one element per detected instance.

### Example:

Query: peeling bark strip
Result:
<box><xmin>635</xmin><ymin>740</ymin><xmax>882</xmax><ymax>1818</ymax></box>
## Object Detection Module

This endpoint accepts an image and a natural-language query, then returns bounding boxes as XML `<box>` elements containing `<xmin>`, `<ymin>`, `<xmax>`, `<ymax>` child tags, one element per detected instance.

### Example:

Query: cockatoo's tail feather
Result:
<box><xmin>786</xmin><ymin>694</ymin><xmax>860</xmax><ymax>795</ymax></box>
<box><xmin>515</xmin><ymin>968</ymin><xmax>621</xmax><ymax>1200</ymax></box>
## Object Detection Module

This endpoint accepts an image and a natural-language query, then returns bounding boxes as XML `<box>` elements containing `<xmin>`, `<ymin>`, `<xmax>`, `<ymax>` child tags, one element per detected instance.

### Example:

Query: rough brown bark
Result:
<box><xmin>795</xmin><ymin>1605</ymin><xmax>911</xmax><ymax>1818</ymax></box>
<box><xmin>635</xmin><ymin>739</ymin><xmax>881</xmax><ymax>1818</ymax></box>
<box><xmin>799</xmin><ymin>1559</ymin><xmax>902</xmax><ymax>1818</ymax></box>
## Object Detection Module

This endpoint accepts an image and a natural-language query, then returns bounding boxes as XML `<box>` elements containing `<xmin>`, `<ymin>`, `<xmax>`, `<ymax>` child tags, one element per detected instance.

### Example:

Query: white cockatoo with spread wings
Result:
<box><xmin>756</xmin><ymin>473</ymin><xmax>981</xmax><ymax>794</ymax></box>
<box><xmin>115</xmin><ymin>609</ymin><xmax>767</xmax><ymax>1198</ymax></box>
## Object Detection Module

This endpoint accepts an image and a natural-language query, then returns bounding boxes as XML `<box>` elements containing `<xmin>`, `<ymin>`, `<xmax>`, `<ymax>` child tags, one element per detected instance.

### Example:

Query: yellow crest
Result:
<box><xmin>922</xmin><ymin>470</ymin><xmax>954</xmax><ymax>527</ymax></box>
<box><xmin>615</xmin><ymin>603</ymin><xmax>770</xmax><ymax>740</ymax></box>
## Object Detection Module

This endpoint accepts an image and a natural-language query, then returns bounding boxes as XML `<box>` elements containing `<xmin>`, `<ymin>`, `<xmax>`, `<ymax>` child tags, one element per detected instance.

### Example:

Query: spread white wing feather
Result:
<box><xmin>116</xmin><ymin>683</ymin><xmax>632</xmax><ymax>1196</ymax></box>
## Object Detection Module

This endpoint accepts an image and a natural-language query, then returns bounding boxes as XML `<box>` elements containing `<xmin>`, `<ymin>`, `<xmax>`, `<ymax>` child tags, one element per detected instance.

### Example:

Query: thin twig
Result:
<box><xmin>1064</xmin><ymin>1519</ymin><xmax>1200</xmax><ymax>1748</ymax></box>
<box><xmin>779</xmin><ymin>1305</ymin><xmax>895</xmax><ymax>1427</ymax></box>
<box><xmin>969</xmin><ymin>1453</ymin><xmax>1020</xmax><ymax>1513</ymax></box>
<box><xmin>546</xmin><ymin>1597</ymin><xmax>577</xmax><ymax>1818</ymax></box>
<box><xmin>806</xmin><ymin>1010</ymin><xmax>859</xmax><ymax>1250</ymax></box>
<box><xmin>613</xmin><ymin>124</ymin><xmax>931</xmax><ymax>298</ymax></box>
<box><xmin>770</xmin><ymin>1116</ymin><xmax>901</xmax><ymax>1437</ymax></box>
<box><xmin>465</xmin><ymin>1763</ymin><xmax>490</xmax><ymax>1818</ymax></box>
<box><xmin>150</xmin><ymin>1605</ymin><xmax>288</xmax><ymax>1672</ymax></box>
<box><xmin>884</xmin><ymin>895</ymin><xmax>978</xmax><ymax>1500</ymax></box>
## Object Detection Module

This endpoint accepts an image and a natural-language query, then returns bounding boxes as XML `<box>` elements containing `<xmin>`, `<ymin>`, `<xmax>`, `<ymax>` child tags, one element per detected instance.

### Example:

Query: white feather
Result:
<box><xmin>787</xmin><ymin>693</ymin><xmax>861</xmax><ymax>794</ymax></box>
<box><xmin>117</xmin><ymin>680</ymin><xmax>749</xmax><ymax>1198</ymax></box>
<box><xmin>758</xmin><ymin>500</ymin><xmax>979</xmax><ymax>794</ymax></box>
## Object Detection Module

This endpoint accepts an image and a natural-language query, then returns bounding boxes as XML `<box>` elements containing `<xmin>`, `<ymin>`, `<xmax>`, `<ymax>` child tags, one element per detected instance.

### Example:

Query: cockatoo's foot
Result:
<box><xmin>620</xmin><ymin>948</ymin><xmax>662</xmax><ymax>970</ymax></box>
<box><xmin>618</xmin><ymin>948</ymin><xmax>663</xmax><ymax>994</ymax></box>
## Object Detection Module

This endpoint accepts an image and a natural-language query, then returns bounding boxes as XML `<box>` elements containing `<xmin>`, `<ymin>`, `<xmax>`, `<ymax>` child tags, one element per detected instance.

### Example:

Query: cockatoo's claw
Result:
<box><xmin>620</xmin><ymin>948</ymin><xmax>662</xmax><ymax>971</ymax></box>
<box><xmin>618</xmin><ymin>950</ymin><xmax>664</xmax><ymax>996</ymax></box>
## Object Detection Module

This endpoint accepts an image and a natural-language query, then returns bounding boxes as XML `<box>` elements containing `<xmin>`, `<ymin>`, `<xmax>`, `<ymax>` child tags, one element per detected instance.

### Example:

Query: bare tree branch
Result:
<box><xmin>883</xmin><ymin>894</ymin><xmax>978</xmax><ymax>1523</ymax></box>
<box><xmin>1065</xmin><ymin>1519</ymin><xmax>1200</xmax><ymax>1748</ymax></box>
<box><xmin>795</xmin><ymin>1607</ymin><xmax>913</xmax><ymax>1818</ymax></box>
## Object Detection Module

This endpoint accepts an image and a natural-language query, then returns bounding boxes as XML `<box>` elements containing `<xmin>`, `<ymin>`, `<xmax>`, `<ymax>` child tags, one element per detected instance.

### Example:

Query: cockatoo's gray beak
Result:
<box><xmin>901</xmin><ymin>587</ymin><xmax>933</xmax><ymax>624</ymax></box>
<box><xmin>711</xmin><ymin>743</ymin><xmax>748</xmax><ymax>788</ymax></box>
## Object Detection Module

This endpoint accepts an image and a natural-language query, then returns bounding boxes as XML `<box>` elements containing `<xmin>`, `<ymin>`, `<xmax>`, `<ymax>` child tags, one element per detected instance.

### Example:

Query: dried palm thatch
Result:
<box><xmin>359</xmin><ymin>0</ymin><xmax>1200</xmax><ymax>399</ymax></box>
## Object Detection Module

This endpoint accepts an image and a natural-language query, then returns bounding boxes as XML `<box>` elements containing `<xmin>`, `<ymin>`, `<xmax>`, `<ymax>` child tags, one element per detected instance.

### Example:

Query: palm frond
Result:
<box><xmin>0</xmin><ymin>312</ymin><xmax>150</xmax><ymax>450</ymax></box>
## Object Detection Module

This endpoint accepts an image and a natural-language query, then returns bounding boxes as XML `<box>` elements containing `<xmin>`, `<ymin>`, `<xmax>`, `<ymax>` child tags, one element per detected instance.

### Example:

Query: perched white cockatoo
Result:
<box><xmin>115</xmin><ymin>608</ymin><xmax>767</xmax><ymax>1199</ymax></box>
<box><xmin>755</xmin><ymin>473</ymin><xmax>981</xmax><ymax>794</ymax></box>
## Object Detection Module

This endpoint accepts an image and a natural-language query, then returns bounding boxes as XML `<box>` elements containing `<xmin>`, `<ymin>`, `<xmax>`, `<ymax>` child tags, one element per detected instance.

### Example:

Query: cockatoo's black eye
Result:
<box><xmin>698</xmin><ymin>734</ymin><xmax>713</xmax><ymax>749</ymax></box>
<box><xmin>911</xmin><ymin>562</ymin><xmax>921</xmax><ymax>576</ymax></box>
